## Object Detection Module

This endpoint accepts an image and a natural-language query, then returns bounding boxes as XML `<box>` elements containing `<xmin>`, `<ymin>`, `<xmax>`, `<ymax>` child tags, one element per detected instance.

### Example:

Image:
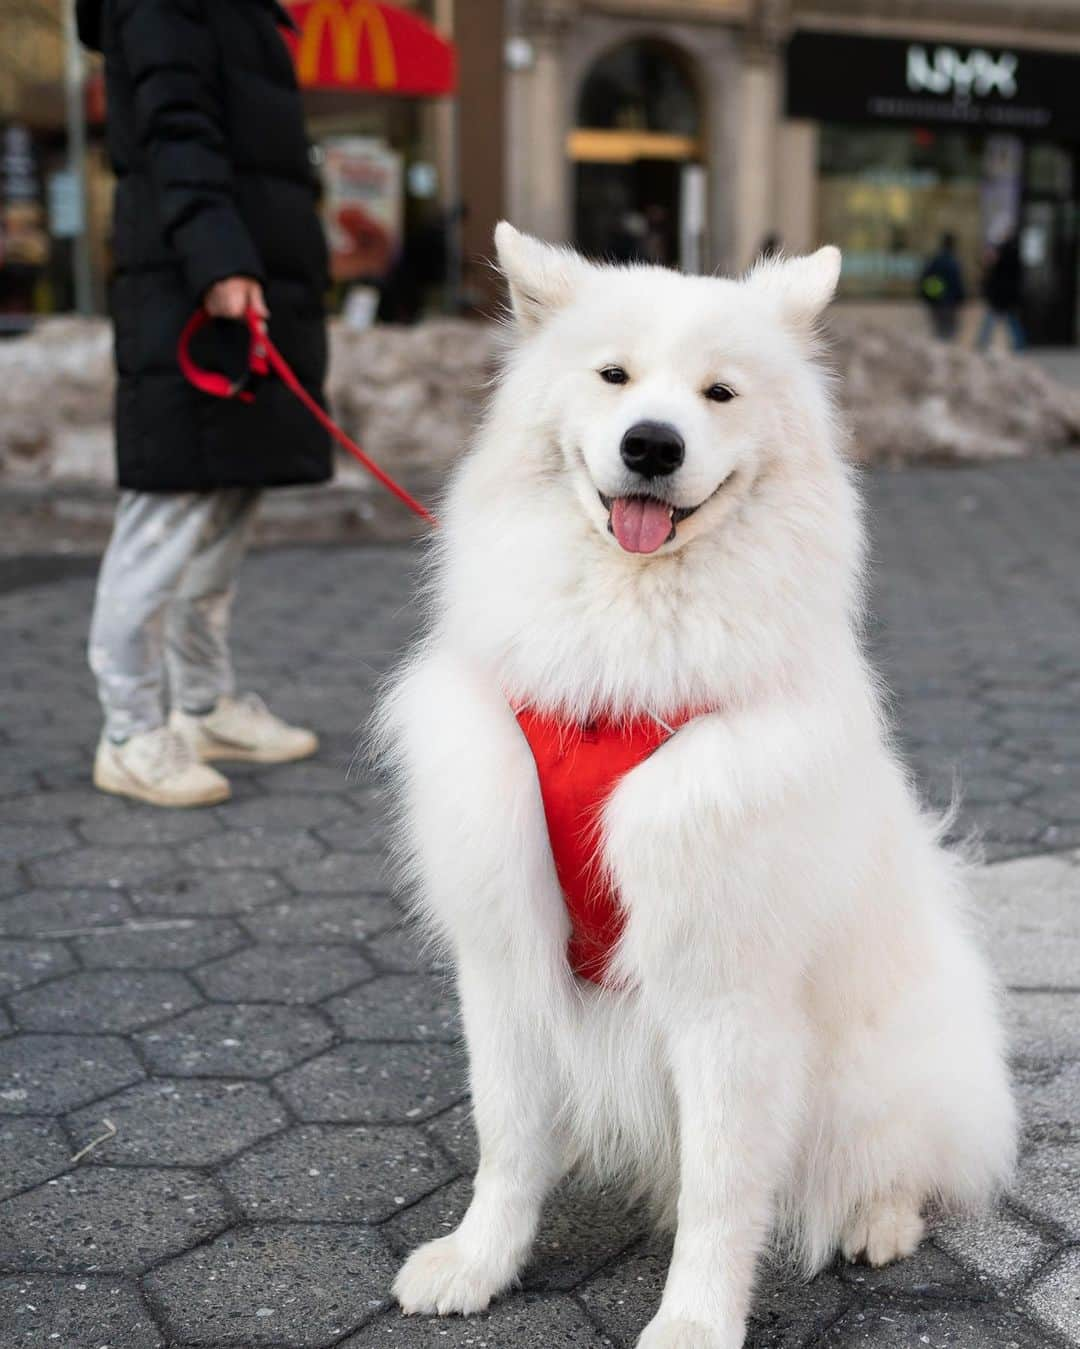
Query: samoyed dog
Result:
<box><xmin>376</xmin><ymin>224</ymin><xmax>1016</xmax><ymax>1348</ymax></box>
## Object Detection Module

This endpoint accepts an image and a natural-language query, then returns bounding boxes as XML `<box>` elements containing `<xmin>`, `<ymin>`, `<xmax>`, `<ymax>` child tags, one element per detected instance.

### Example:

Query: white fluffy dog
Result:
<box><xmin>376</xmin><ymin>224</ymin><xmax>1017</xmax><ymax>1348</ymax></box>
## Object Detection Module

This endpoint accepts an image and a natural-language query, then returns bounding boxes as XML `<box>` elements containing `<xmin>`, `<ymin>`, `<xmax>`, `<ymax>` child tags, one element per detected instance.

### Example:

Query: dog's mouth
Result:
<box><xmin>598</xmin><ymin>482</ymin><xmax>726</xmax><ymax>554</ymax></box>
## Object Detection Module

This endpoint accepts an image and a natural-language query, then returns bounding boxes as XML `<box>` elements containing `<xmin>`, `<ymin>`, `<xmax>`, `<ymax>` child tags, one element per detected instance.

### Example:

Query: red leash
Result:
<box><xmin>177</xmin><ymin>308</ymin><xmax>437</xmax><ymax>527</ymax></box>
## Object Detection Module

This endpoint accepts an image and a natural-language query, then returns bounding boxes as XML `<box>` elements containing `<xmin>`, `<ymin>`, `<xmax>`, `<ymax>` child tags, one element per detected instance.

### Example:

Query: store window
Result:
<box><xmin>818</xmin><ymin>125</ymin><xmax>995</xmax><ymax>301</ymax></box>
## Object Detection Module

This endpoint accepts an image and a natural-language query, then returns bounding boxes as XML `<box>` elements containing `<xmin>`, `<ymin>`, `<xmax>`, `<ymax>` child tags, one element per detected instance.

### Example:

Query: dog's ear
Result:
<box><xmin>494</xmin><ymin>222</ymin><xmax>589</xmax><ymax>330</ymax></box>
<box><xmin>747</xmin><ymin>246</ymin><xmax>842</xmax><ymax>330</ymax></box>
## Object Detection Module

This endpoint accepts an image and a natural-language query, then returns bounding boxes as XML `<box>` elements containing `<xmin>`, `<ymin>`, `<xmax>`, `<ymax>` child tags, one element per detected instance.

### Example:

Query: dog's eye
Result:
<box><xmin>599</xmin><ymin>365</ymin><xmax>629</xmax><ymax>386</ymax></box>
<box><xmin>705</xmin><ymin>383</ymin><xmax>736</xmax><ymax>404</ymax></box>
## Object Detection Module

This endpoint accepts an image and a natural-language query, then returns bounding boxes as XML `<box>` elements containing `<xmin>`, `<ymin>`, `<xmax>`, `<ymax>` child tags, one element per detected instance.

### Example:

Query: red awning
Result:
<box><xmin>284</xmin><ymin>1</ymin><xmax>456</xmax><ymax>96</ymax></box>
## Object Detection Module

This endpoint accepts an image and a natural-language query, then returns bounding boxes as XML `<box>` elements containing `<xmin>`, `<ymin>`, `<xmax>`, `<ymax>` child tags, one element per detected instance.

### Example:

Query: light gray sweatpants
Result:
<box><xmin>89</xmin><ymin>488</ymin><xmax>261</xmax><ymax>742</ymax></box>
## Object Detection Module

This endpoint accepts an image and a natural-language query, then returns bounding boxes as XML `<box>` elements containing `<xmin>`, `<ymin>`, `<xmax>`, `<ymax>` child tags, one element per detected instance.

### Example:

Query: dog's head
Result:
<box><xmin>493</xmin><ymin>223</ymin><xmax>842</xmax><ymax>558</ymax></box>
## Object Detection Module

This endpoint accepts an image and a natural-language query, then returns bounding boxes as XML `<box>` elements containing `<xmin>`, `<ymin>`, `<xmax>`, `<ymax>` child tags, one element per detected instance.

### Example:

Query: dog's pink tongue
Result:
<box><xmin>610</xmin><ymin>497</ymin><xmax>673</xmax><ymax>554</ymax></box>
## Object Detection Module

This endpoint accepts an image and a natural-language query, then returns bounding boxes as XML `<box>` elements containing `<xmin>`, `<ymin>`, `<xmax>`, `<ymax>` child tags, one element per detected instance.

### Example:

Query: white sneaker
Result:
<box><xmin>93</xmin><ymin>726</ymin><xmax>231</xmax><ymax>808</ymax></box>
<box><xmin>170</xmin><ymin>693</ymin><xmax>318</xmax><ymax>765</ymax></box>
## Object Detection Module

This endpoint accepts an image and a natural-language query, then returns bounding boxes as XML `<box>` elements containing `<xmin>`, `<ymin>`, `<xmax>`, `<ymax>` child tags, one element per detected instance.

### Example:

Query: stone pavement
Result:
<box><xmin>1</xmin><ymin>457</ymin><xmax>1078</xmax><ymax>1349</ymax></box>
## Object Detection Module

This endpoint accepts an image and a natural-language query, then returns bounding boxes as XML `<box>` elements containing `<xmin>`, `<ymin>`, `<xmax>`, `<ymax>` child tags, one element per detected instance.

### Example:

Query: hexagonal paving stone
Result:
<box><xmin>1014</xmin><ymin>1060</ymin><xmax>1080</xmax><ymax>1130</ymax></box>
<box><xmin>136</xmin><ymin>1003</ymin><xmax>334</xmax><ymax>1077</ymax></box>
<box><xmin>973</xmin><ymin>852</ymin><xmax>1080</xmax><ymax>988</ymax></box>
<box><xmin>1007</xmin><ymin>990</ymin><xmax>1080</xmax><ymax>1061</ymax></box>
<box><xmin>0</xmin><ymin>1273</ymin><xmax>163</xmax><ymax>1348</ymax></box>
<box><xmin>423</xmin><ymin>1102</ymin><xmax>478</xmax><ymax>1174</ymax></box>
<box><xmin>0</xmin><ymin>821</ymin><xmax>80</xmax><ymax>858</ymax></box>
<box><xmin>0</xmin><ymin>862</ymin><xmax>19</xmax><ymax>900</ymax></box>
<box><xmin>0</xmin><ymin>1034</ymin><xmax>143</xmax><ymax>1114</ymax></box>
<box><xmin>0</xmin><ymin>1167</ymin><xmax>228</xmax><ymax>1273</ymax></box>
<box><xmin>817</xmin><ymin>1302</ymin><xmax>1053</xmax><ymax>1347</ymax></box>
<box><xmin>282</xmin><ymin>851</ymin><xmax>388</xmax><ymax>895</ymax></box>
<box><xmin>178</xmin><ymin>828</ymin><xmax>326</xmax><ymax>872</ymax></box>
<box><xmin>69</xmin><ymin>917</ymin><xmax>245</xmax><ymax>970</ymax></box>
<box><xmin>1023</xmin><ymin>1247</ymin><xmax>1080</xmax><ymax>1345</ymax></box>
<box><xmin>2</xmin><ymin>790</ymin><xmax>116</xmax><ymax>827</ymax></box>
<box><xmin>66</xmin><ymin>1080</ymin><xmax>288</xmax><ymax>1167</ymax></box>
<box><xmin>259</xmin><ymin>759</ymin><xmax>363</xmax><ymax>794</ymax></box>
<box><xmin>29</xmin><ymin>845</ymin><xmax>174</xmax><ymax>889</ymax></box>
<box><xmin>0</xmin><ymin>939</ymin><xmax>75</xmax><ymax>994</ymax></box>
<box><xmin>933</xmin><ymin>1207</ymin><xmax>1052</xmax><ymax>1286</ymax></box>
<box><xmin>341</xmin><ymin>1292</ymin><xmax>613</xmax><ymax>1347</ymax></box>
<box><xmin>381</xmin><ymin>1175</ymin><xmax>471</xmax><ymax>1260</ymax></box>
<box><xmin>749</xmin><ymin>1261</ymin><xmax>852</xmax><ymax>1348</ymax></box>
<box><xmin>524</xmin><ymin>1187</ymin><xmax>650</xmax><ymax>1293</ymax></box>
<box><xmin>1013</xmin><ymin>1135</ymin><xmax>1080</xmax><ymax>1238</ymax></box>
<box><xmin>276</xmin><ymin>1042</ymin><xmax>465</xmax><ymax>1124</ymax></box>
<box><xmin>365</xmin><ymin>926</ymin><xmax>446</xmax><ymax>975</ymax></box>
<box><xmin>312</xmin><ymin>790</ymin><xmax>386</xmax><ymax>853</ymax></box>
<box><xmin>194</xmin><ymin>944</ymin><xmax>372</xmax><ymax>1003</ymax></box>
<box><xmin>219</xmin><ymin>793</ymin><xmax>362</xmax><ymax>831</ymax></box>
<box><xmin>144</xmin><ymin>1224</ymin><xmax>396</xmax><ymax>1347</ymax></box>
<box><xmin>326</xmin><ymin>975</ymin><xmax>461</xmax><ymax>1043</ymax></box>
<box><xmin>131</xmin><ymin>869</ymin><xmax>291</xmax><ymax>917</ymax></box>
<box><xmin>0</xmin><ymin>1119</ymin><xmax>72</xmax><ymax>1201</ymax></box>
<box><xmin>9</xmin><ymin>969</ymin><xmax>202</xmax><ymax>1033</ymax></box>
<box><xmin>1</xmin><ymin>790</ymin><xmax>124</xmax><ymax>829</ymax></box>
<box><xmin>836</xmin><ymin>1242</ymin><xmax>978</xmax><ymax>1299</ymax></box>
<box><xmin>239</xmin><ymin>894</ymin><xmax>400</xmax><ymax>946</ymax></box>
<box><xmin>77</xmin><ymin>808</ymin><xmax>221</xmax><ymax>847</ymax></box>
<box><xmin>0</xmin><ymin>887</ymin><xmax>134</xmax><ymax>937</ymax></box>
<box><xmin>220</xmin><ymin>1124</ymin><xmax>456</xmax><ymax>1223</ymax></box>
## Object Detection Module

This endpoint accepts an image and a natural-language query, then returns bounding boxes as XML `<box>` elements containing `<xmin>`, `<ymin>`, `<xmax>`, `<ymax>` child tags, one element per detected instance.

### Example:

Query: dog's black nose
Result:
<box><xmin>620</xmin><ymin>421</ymin><xmax>685</xmax><ymax>478</ymax></box>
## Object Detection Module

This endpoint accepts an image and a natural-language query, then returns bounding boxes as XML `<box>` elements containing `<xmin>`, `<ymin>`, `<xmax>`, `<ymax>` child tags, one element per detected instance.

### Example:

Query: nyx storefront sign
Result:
<box><xmin>786</xmin><ymin>30</ymin><xmax>1080</xmax><ymax>140</ymax></box>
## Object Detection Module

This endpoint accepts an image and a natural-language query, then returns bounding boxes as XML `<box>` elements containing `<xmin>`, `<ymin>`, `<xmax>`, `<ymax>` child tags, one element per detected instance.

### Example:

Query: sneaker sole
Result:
<box><xmin>197</xmin><ymin>740</ymin><xmax>319</xmax><ymax>765</ymax></box>
<box><xmin>93</xmin><ymin>761</ymin><xmax>231</xmax><ymax>809</ymax></box>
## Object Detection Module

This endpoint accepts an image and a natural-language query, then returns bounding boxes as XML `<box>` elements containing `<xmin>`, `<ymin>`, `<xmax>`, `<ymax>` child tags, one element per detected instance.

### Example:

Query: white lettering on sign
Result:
<box><xmin>906</xmin><ymin>45</ymin><xmax>1019</xmax><ymax>100</ymax></box>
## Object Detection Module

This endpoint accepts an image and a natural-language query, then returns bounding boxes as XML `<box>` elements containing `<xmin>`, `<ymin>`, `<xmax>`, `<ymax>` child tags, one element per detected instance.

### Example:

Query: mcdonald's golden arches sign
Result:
<box><xmin>284</xmin><ymin>1</ymin><xmax>456</xmax><ymax>95</ymax></box>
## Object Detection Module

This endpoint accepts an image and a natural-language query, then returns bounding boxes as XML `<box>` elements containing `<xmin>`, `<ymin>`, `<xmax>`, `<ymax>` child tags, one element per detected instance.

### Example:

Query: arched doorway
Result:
<box><xmin>570</xmin><ymin>39</ymin><xmax>705</xmax><ymax>269</ymax></box>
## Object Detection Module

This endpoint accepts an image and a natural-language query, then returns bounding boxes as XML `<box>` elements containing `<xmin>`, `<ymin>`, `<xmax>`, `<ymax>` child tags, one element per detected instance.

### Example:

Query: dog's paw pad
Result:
<box><xmin>841</xmin><ymin>1198</ymin><xmax>925</xmax><ymax>1267</ymax></box>
<box><xmin>393</xmin><ymin>1235</ymin><xmax>504</xmax><ymax>1317</ymax></box>
<box><xmin>636</xmin><ymin>1318</ymin><xmax>734</xmax><ymax>1349</ymax></box>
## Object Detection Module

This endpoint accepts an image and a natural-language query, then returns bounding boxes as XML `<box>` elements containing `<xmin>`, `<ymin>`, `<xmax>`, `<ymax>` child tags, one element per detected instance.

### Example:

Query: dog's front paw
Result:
<box><xmin>840</xmin><ymin>1197</ymin><xmax>924</xmax><ymax>1268</ymax></box>
<box><xmin>393</xmin><ymin>1235</ymin><xmax>510</xmax><ymax>1317</ymax></box>
<box><xmin>636</xmin><ymin>1317</ymin><xmax>741</xmax><ymax>1349</ymax></box>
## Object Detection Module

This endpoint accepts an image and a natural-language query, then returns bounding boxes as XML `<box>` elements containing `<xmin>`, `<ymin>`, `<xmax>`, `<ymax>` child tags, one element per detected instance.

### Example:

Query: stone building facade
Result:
<box><xmin>502</xmin><ymin>0</ymin><xmax>1080</xmax><ymax>342</ymax></box>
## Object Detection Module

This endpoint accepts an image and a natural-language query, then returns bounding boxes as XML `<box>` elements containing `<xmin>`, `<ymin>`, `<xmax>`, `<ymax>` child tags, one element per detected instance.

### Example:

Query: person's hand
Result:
<box><xmin>204</xmin><ymin>276</ymin><xmax>268</xmax><ymax>320</ymax></box>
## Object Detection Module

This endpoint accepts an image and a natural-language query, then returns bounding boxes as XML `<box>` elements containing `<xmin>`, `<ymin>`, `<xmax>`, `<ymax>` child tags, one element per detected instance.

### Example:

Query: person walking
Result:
<box><xmin>918</xmin><ymin>232</ymin><xmax>966</xmax><ymax>342</ymax></box>
<box><xmin>977</xmin><ymin>234</ymin><xmax>1027</xmax><ymax>352</ymax></box>
<box><xmin>77</xmin><ymin>0</ymin><xmax>332</xmax><ymax>807</ymax></box>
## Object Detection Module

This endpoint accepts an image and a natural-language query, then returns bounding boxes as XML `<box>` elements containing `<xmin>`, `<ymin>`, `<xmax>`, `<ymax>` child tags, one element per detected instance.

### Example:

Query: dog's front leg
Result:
<box><xmin>638</xmin><ymin>996</ymin><xmax>808</xmax><ymax>1349</ymax></box>
<box><xmin>382</xmin><ymin>654</ymin><xmax>566</xmax><ymax>1316</ymax></box>
<box><xmin>393</xmin><ymin>954</ymin><xmax>560</xmax><ymax>1315</ymax></box>
<box><xmin>603</xmin><ymin>713</ymin><xmax>815</xmax><ymax>1349</ymax></box>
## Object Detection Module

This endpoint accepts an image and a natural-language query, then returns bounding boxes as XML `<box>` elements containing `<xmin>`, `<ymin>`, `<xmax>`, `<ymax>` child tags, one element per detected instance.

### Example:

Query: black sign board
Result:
<box><xmin>787</xmin><ymin>30</ymin><xmax>1080</xmax><ymax>140</ymax></box>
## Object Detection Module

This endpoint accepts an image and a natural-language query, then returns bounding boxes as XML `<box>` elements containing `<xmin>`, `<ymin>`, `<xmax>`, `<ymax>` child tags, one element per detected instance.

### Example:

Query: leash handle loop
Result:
<box><xmin>177</xmin><ymin>308</ymin><xmax>268</xmax><ymax>403</ymax></box>
<box><xmin>177</xmin><ymin>308</ymin><xmax>436</xmax><ymax>527</ymax></box>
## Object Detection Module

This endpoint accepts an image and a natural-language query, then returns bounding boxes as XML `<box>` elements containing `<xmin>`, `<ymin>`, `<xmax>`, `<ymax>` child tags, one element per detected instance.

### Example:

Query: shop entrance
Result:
<box><xmin>1019</xmin><ymin>144</ymin><xmax>1078</xmax><ymax>345</ymax></box>
<box><xmin>570</xmin><ymin>40</ymin><xmax>705</xmax><ymax>270</ymax></box>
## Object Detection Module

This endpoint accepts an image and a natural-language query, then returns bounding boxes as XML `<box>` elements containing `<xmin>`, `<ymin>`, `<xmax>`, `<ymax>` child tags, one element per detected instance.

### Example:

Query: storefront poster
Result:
<box><xmin>321</xmin><ymin>135</ymin><xmax>403</xmax><ymax>283</ymax></box>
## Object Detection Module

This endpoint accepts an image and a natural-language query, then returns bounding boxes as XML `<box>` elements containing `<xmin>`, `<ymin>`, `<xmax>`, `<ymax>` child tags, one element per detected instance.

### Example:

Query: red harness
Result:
<box><xmin>515</xmin><ymin>707</ymin><xmax>700</xmax><ymax>984</ymax></box>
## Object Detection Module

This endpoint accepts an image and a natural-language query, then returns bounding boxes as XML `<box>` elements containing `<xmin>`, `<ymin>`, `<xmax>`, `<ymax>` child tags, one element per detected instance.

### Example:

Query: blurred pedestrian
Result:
<box><xmin>78</xmin><ymin>0</ymin><xmax>331</xmax><ymax>807</ymax></box>
<box><xmin>919</xmin><ymin>232</ymin><xmax>966</xmax><ymax>342</ymax></box>
<box><xmin>977</xmin><ymin>234</ymin><xmax>1026</xmax><ymax>352</ymax></box>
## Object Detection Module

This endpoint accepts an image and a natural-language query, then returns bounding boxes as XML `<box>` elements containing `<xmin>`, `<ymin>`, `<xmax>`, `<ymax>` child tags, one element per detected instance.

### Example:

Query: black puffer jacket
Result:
<box><xmin>78</xmin><ymin>0</ymin><xmax>332</xmax><ymax>491</ymax></box>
